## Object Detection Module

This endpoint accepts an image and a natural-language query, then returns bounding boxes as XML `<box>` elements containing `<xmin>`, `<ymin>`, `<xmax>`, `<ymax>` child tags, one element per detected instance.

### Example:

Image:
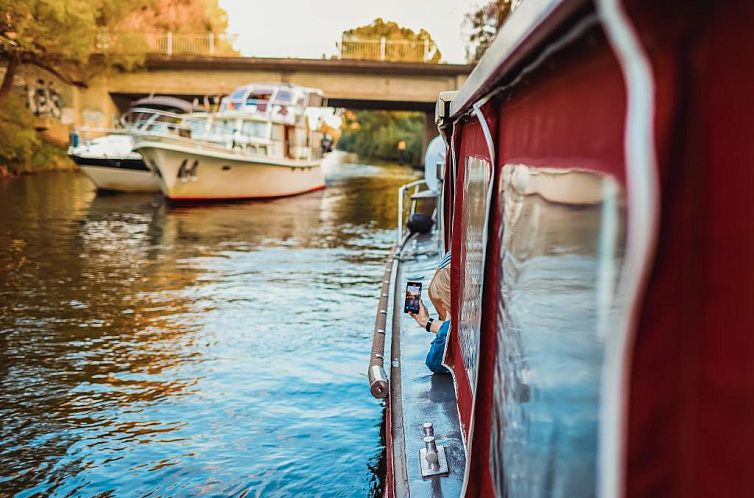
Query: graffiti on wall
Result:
<box><xmin>25</xmin><ymin>79</ymin><xmax>64</xmax><ymax>119</ymax></box>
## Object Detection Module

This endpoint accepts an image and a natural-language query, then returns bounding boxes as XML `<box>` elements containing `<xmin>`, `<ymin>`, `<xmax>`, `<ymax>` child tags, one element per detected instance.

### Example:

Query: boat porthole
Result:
<box><xmin>222</xmin><ymin>165</ymin><xmax>232</xmax><ymax>171</ymax></box>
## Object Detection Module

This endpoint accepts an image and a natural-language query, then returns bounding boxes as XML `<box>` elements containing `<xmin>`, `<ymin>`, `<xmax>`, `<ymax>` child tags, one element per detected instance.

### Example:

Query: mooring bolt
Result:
<box><xmin>424</xmin><ymin>436</ymin><xmax>440</xmax><ymax>471</ymax></box>
<box><xmin>419</xmin><ymin>422</ymin><xmax>449</xmax><ymax>477</ymax></box>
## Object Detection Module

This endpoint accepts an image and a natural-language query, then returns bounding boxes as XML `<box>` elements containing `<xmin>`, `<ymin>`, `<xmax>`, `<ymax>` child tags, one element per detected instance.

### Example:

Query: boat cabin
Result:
<box><xmin>126</xmin><ymin>84</ymin><xmax>328</xmax><ymax>163</ymax></box>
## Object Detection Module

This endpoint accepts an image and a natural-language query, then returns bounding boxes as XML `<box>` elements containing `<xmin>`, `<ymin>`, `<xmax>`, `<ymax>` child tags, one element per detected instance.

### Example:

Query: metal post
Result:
<box><xmin>380</xmin><ymin>36</ymin><xmax>386</xmax><ymax>61</ymax></box>
<box><xmin>209</xmin><ymin>32</ymin><xmax>215</xmax><ymax>55</ymax></box>
<box><xmin>166</xmin><ymin>31</ymin><xmax>173</xmax><ymax>56</ymax></box>
<box><xmin>423</xmin><ymin>436</ymin><xmax>440</xmax><ymax>471</ymax></box>
<box><xmin>397</xmin><ymin>185</ymin><xmax>405</xmax><ymax>245</ymax></box>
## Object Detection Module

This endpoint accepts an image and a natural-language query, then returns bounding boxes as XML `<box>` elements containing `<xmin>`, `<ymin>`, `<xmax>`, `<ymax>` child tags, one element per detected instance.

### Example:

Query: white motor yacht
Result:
<box><xmin>131</xmin><ymin>84</ymin><xmax>327</xmax><ymax>201</ymax></box>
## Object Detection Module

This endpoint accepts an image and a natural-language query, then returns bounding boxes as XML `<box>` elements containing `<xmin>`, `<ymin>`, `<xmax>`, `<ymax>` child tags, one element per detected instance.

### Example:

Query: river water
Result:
<box><xmin>0</xmin><ymin>158</ymin><xmax>417</xmax><ymax>497</ymax></box>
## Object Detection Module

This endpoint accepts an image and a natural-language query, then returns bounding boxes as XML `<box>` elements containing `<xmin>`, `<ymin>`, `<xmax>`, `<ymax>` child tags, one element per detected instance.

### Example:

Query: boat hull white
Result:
<box><xmin>77</xmin><ymin>164</ymin><xmax>161</xmax><ymax>193</ymax></box>
<box><xmin>135</xmin><ymin>141</ymin><xmax>325</xmax><ymax>201</ymax></box>
<box><xmin>68</xmin><ymin>134</ymin><xmax>161</xmax><ymax>193</ymax></box>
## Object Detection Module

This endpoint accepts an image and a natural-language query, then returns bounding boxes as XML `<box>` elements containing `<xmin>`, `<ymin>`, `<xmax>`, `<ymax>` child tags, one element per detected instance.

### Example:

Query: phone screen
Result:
<box><xmin>404</xmin><ymin>281</ymin><xmax>422</xmax><ymax>314</ymax></box>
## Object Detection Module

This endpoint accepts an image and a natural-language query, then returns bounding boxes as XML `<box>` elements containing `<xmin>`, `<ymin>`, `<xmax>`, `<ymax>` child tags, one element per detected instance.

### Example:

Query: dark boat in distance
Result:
<box><xmin>370</xmin><ymin>0</ymin><xmax>754</xmax><ymax>496</ymax></box>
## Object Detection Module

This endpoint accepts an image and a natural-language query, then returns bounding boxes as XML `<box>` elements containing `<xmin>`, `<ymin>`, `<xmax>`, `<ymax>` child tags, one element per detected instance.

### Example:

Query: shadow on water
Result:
<box><xmin>0</xmin><ymin>157</ymin><xmax>417</xmax><ymax>496</ymax></box>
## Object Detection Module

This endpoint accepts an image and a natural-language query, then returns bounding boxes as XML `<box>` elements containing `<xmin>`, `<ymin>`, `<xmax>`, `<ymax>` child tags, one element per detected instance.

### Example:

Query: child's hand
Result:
<box><xmin>408</xmin><ymin>300</ymin><xmax>430</xmax><ymax>328</ymax></box>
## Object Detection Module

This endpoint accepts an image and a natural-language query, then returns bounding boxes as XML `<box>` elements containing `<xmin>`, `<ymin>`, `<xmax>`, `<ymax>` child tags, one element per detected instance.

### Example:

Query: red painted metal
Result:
<box><xmin>625</xmin><ymin>1</ymin><xmax>754</xmax><ymax>497</ymax></box>
<box><xmin>455</xmin><ymin>25</ymin><xmax>629</xmax><ymax>496</ymax></box>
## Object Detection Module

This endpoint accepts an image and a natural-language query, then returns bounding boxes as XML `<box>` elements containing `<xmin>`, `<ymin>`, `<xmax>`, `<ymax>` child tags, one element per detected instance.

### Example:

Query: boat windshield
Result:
<box><xmin>227</xmin><ymin>88</ymin><xmax>274</xmax><ymax>113</ymax></box>
<box><xmin>273</xmin><ymin>90</ymin><xmax>294</xmax><ymax>104</ymax></box>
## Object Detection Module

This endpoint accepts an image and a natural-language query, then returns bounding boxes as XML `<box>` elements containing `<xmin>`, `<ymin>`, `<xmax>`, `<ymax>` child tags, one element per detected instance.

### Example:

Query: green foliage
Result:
<box><xmin>0</xmin><ymin>99</ymin><xmax>39</xmax><ymax>170</ymax></box>
<box><xmin>0</xmin><ymin>0</ymin><xmax>231</xmax><ymax>93</ymax></box>
<box><xmin>0</xmin><ymin>0</ymin><xmax>230</xmax><ymax>172</ymax></box>
<box><xmin>342</xmin><ymin>18</ymin><xmax>441</xmax><ymax>63</ymax></box>
<box><xmin>0</xmin><ymin>98</ymin><xmax>72</xmax><ymax>175</ymax></box>
<box><xmin>0</xmin><ymin>0</ymin><xmax>140</xmax><ymax>87</ymax></box>
<box><xmin>337</xmin><ymin>110</ymin><xmax>424</xmax><ymax>166</ymax></box>
<box><xmin>464</xmin><ymin>0</ymin><xmax>512</xmax><ymax>63</ymax></box>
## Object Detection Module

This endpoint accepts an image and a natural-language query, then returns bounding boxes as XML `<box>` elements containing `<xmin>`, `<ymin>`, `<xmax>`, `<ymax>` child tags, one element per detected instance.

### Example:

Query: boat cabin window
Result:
<box><xmin>228</xmin><ymin>88</ymin><xmax>248</xmax><ymax>110</ymax></box>
<box><xmin>271</xmin><ymin>124</ymin><xmax>284</xmax><ymax>142</ymax></box>
<box><xmin>457</xmin><ymin>156</ymin><xmax>493</xmax><ymax>393</ymax></box>
<box><xmin>241</xmin><ymin>120</ymin><xmax>269</xmax><ymax>139</ymax></box>
<box><xmin>245</xmin><ymin>90</ymin><xmax>272</xmax><ymax>112</ymax></box>
<box><xmin>273</xmin><ymin>90</ymin><xmax>293</xmax><ymax>104</ymax></box>
<box><xmin>490</xmin><ymin>164</ymin><xmax>625</xmax><ymax>497</ymax></box>
<box><xmin>147</xmin><ymin>113</ymin><xmax>181</xmax><ymax>134</ymax></box>
<box><xmin>212</xmin><ymin>119</ymin><xmax>235</xmax><ymax>136</ymax></box>
<box><xmin>189</xmin><ymin>119</ymin><xmax>208</xmax><ymax>136</ymax></box>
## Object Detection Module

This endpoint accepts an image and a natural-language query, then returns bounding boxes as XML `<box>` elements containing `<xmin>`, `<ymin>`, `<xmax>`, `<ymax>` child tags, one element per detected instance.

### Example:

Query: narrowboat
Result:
<box><xmin>131</xmin><ymin>84</ymin><xmax>327</xmax><ymax>202</ymax></box>
<box><xmin>370</xmin><ymin>0</ymin><xmax>754</xmax><ymax>497</ymax></box>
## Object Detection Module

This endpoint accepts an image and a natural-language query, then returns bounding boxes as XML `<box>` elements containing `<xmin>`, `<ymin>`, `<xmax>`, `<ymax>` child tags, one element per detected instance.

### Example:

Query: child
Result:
<box><xmin>408</xmin><ymin>260</ymin><xmax>451</xmax><ymax>374</ymax></box>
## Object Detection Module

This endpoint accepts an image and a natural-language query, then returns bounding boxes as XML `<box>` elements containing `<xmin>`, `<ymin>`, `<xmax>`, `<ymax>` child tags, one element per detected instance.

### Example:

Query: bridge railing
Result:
<box><xmin>337</xmin><ymin>36</ymin><xmax>439</xmax><ymax>63</ymax></box>
<box><xmin>94</xmin><ymin>32</ymin><xmax>239</xmax><ymax>56</ymax></box>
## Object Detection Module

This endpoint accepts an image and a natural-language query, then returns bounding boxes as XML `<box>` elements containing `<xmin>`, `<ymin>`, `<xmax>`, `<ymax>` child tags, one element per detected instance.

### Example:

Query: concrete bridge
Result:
<box><xmin>106</xmin><ymin>55</ymin><xmax>471</xmax><ymax>111</ymax></box>
<box><xmin>71</xmin><ymin>55</ymin><xmax>472</xmax><ymax>152</ymax></box>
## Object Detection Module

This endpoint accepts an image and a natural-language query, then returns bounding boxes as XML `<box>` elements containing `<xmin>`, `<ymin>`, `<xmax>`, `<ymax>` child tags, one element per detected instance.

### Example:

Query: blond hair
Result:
<box><xmin>428</xmin><ymin>266</ymin><xmax>451</xmax><ymax>316</ymax></box>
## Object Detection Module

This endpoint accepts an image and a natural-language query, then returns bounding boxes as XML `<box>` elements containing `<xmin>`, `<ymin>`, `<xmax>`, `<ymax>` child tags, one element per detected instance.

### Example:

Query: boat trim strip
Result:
<box><xmin>596</xmin><ymin>0</ymin><xmax>660</xmax><ymax>497</ymax></box>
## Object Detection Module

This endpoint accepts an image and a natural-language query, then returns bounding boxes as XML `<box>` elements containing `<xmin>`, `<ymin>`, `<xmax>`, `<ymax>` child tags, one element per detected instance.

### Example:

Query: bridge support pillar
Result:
<box><xmin>422</xmin><ymin>111</ymin><xmax>437</xmax><ymax>162</ymax></box>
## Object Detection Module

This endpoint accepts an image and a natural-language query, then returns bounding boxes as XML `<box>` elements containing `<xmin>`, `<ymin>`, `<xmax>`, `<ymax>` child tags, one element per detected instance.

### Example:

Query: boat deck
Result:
<box><xmin>388</xmin><ymin>233</ymin><xmax>465</xmax><ymax>497</ymax></box>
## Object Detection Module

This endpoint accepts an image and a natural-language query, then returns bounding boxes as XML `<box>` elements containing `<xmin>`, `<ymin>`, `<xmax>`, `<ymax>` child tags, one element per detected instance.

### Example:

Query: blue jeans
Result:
<box><xmin>426</xmin><ymin>321</ymin><xmax>450</xmax><ymax>374</ymax></box>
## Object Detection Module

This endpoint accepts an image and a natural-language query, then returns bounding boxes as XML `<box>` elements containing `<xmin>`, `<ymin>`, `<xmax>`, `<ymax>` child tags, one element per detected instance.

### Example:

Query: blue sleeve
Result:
<box><xmin>425</xmin><ymin>321</ymin><xmax>450</xmax><ymax>374</ymax></box>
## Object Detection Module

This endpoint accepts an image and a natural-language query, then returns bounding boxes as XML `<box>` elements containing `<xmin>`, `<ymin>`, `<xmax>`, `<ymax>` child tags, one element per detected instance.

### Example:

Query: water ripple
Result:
<box><xmin>0</xmin><ymin>160</ymin><xmax>417</xmax><ymax>496</ymax></box>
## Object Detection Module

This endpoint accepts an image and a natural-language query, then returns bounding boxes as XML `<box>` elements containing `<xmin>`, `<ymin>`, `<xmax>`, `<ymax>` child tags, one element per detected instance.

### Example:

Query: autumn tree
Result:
<box><xmin>0</xmin><ymin>0</ymin><xmax>230</xmax><ymax>172</ymax></box>
<box><xmin>340</xmin><ymin>18</ymin><xmax>441</xmax><ymax>63</ymax></box>
<box><xmin>465</xmin><ymin>0</ymin><xmax>512</xmax><ymax>63</ymax></box>
<box><xmin>117</xmin><ymin>0</ymin><xmax>227</xmax><ymax>33</ymax></box>
<box><xmin>0</xmin><ymin>0</ymin><xmax>230</xmax><ymax>102</ymax></box>
<box><xmin>1</xmin><ymin>0</ymin><xmax>124</xmax><ymax>100</ymax></box>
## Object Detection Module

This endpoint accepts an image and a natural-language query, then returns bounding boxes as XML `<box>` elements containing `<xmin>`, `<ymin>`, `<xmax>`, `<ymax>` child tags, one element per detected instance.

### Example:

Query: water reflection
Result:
<box><xmin>0</xmin><ymin>158</ymin><xmax>417</xmax><ymax>496</ymax></box>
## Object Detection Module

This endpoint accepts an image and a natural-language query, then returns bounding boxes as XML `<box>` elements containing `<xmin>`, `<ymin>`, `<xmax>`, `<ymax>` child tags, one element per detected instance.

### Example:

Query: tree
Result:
<box><xmin>2</xmin><ymin>0</ymin><xmax>102</xmax><ymax>99</ymax></box>
<box><xmin>337</xmin><ymin>110</ymin><xmax>425</xmax><ymax>166</ymax></box>
<box><xmin>464</xmin><ymin>0</ymin><xmax>512</xmax><ymax>63</ymax></box>
<box><xmin>116</xmin><ymin>0</ymin><xmax>228</xmax><ymax>33</ymax></box>
<box><xmin>0</xmin><ymin>0</ymin><xmax>230</xmax><ymax>102</ymax></box>
<box><xmin>341</xmin><ymin>18</ymin><xmax>441</xmax><ymax>63</ymax></box>
<box><xmin>0</xmin><ymin>0</ymin><xmax>230</xmax><ymax>172</ymax></box>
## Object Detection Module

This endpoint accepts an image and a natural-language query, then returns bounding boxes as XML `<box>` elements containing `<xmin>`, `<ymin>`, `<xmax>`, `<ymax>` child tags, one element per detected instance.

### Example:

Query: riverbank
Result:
<box><xmin>0</xmin><ymin>101</ymin><xmax>76</xmax><ymax>178</ymax></box>
<box><xmin>0</xmin><ymin>141</ymin><xmax>75</xmax><ymax>178</ymax></box>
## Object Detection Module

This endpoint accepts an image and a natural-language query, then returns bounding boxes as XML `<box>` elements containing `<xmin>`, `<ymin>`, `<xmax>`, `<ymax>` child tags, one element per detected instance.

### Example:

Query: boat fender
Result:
<box><xmin>406</xmin><ymin>213</ymin><xmax>433</xmax><ymax>234</ymax></box>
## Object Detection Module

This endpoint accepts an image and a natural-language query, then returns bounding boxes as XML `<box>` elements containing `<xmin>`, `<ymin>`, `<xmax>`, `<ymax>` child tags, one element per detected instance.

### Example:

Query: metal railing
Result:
<box><xmin>338</xmin><ymin>36</ymin><xmax>438</xmax><ymax>63</ymax></box>
<box><xmin>397</xmin><ymin>179</ymin><xmax>430</xmax><ymax>244</ymax></box>
<box><xmin>94</xmin><ymin>32</ymin><xmax>239</xmax><ymax>56</ymax></box>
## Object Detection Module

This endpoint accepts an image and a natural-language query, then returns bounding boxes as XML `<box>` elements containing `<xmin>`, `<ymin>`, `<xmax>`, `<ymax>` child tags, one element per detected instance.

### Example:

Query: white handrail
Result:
<box><xmin>396</xmin><ymin>179</ymin><xmax>427</xmax><ymax>245</ymax></box>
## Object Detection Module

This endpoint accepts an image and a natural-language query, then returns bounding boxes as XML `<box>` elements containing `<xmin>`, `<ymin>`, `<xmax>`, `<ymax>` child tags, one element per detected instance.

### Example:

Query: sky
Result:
<box><xmin>219</xmin><ymin>0</ymin><xmax>483</xmax><ymax>64</ymax></box>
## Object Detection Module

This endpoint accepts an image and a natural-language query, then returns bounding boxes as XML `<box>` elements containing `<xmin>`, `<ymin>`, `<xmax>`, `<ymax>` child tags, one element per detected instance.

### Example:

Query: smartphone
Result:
<box><xmin>404</xmin><ymin>281</ymin><xmax>422</xmax><ymax>314</ymax></box>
